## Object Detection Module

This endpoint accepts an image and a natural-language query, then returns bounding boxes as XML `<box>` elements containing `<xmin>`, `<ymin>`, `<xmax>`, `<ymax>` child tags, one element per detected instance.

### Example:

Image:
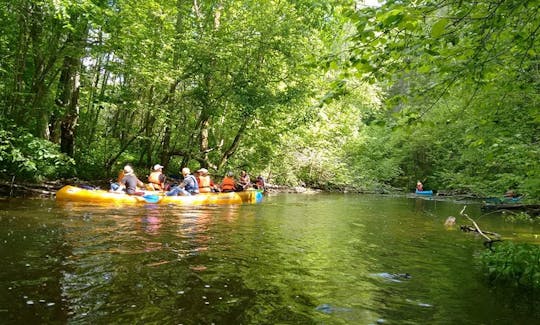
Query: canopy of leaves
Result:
<box><xmin>331</xmin><ymin>0</ymin><xmax>540</xmax><ymax>198</ymax></box>
<box><xmin>0</xmin><ymin>0</ymin><xmax>538</xmax><ymax>201</ymax></box>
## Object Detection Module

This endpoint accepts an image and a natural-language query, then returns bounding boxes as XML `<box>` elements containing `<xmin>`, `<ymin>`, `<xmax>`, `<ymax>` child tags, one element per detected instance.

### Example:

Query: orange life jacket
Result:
<box><xmin>148</xmin><ymin>171</ymin><xmax>164</xmax><ymax>190</ymax></box>
<box><xmin>198</xmin><ymin>175</ymin><xmax>212</xmax><ymax>193</ymax></box>
<box><xmin>221</xmin><ymin>176</ymin><xmax>236</xmax><ymax>192</ymax></box>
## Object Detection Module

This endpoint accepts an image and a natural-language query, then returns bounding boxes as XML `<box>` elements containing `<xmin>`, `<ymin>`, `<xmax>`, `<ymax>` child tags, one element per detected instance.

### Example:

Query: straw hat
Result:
<box><xmin>123</xmin><ymin>165</ymin><xmax>134</xmax><ymax>175</ymax></box>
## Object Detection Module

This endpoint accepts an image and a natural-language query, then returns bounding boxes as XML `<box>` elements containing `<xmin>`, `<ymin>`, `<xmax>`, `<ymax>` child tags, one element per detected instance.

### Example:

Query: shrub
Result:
<box><xmin>0</xmin><ymin>120</ymin><xmax>74</xmax><ymax>181</ymax></box>
<box><xmin>480</xmin><ymin>242</ymin><xmax>540</xmax><ymax>289</ymax></box>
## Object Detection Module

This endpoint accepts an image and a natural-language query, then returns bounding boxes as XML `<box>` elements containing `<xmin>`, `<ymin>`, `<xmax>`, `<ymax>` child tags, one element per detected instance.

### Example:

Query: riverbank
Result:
<box><xmin>2</xmin><ymin>180</ymin><xmax>538</xmax><ymax>215</ymax></box>
<box><xmin>0</xmin><ymin>180</ymin><xmax>322</xmax><ymax>199</ymax></box>
<box><xmin>0</xmin><ymin>179</ymin><xmax>514</xmax><ymax>199</ymax></box>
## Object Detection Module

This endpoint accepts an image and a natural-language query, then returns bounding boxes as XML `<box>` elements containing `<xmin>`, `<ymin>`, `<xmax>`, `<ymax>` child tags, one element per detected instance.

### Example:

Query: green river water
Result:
<box><xmin>1</xmin><ymin>193</ymin><xmax>539</xmax><ymax>324</ymax></box>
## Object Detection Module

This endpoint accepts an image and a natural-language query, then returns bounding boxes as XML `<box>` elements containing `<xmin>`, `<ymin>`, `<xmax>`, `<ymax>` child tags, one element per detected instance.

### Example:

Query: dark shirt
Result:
<box><xmin>121</xmin><ymin>174</ymin><xmax>140</xmax><ymax>195</ymax></box>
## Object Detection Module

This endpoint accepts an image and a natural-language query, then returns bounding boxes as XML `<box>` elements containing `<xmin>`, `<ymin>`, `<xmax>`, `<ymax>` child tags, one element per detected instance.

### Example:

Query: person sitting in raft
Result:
<box><xmin>197</xmin><ymin>168</ymin><xmax>218</xmax><ymax>193</ymax></box>
<box><xmin>114</xmin><ymin>165</ymin><xmax>145</xmax><ymax>195</ymax></box>
<box><xmin>416</xmin><ymin>180</ymin><xmax>423</xmax><ymax>191</ymax></box>
<box><xmin>148</xmin><ymin>164</ymin><xmax>168</xmax><ymax>191</ymax></box>
<box><xmin>166</xmin><ymin>167</ymin><xmax>199</xmax><ymax>196</ymax></box>
<box><xmin>110</xmin><ymin>167</ymin><xmax>126</xmax><ymax>191</ymax></box>
<box><xmin>237</xmin><ymin>170</ymin><xmax>251</xmax><ymax>191</ymax></box>
<box><xmin>255</xmin><ymin>175</ymin><xmax>265</xmax><ymax>191</ymax></box>
<box><xmin>220</xmin><ymin>171</ymin><xmax>236</xmax><ymax>193</ymax></box>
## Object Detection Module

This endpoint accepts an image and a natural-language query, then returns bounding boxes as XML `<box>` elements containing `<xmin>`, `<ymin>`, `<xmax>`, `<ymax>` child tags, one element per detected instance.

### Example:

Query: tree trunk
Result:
<box><xmin>161</xmin><ymin>125</ymin><xmax>172</xmax><ymax>168</ymax></box>
<box><xmin>58</xmin><ymin>56</ymin><xmax>81</xmax><ymax>157</ymax></box>
<box><xmin>55</xmin><ymin>14</ymin><xmax>88</xmax><ymax>157</ymax></box>
<box><xmin>217</xmin><ymin>119</ymin><xmax>249</xmax><ymax>170</ymax></box>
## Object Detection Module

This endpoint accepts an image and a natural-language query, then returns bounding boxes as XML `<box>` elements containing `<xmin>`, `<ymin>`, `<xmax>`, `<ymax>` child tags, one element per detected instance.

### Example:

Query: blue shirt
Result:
<box><xmin>182</xmin><ymin>174</ymin><xmax>199</xmax><ymax>194</ymax></box>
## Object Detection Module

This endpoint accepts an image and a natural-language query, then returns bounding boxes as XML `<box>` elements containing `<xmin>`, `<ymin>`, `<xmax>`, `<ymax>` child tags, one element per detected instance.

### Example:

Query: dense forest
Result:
<box><xmin>1</xmin><ymin>0</ymin><xmax>538</xmax><ymax>199</ymax></box>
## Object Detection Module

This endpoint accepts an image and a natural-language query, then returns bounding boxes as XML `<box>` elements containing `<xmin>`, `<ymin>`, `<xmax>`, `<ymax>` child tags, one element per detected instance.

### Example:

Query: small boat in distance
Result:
<box><xmin>415</xmin><ymin>189</ymin><xmax>433</xmax><ymax>195</ymax></box>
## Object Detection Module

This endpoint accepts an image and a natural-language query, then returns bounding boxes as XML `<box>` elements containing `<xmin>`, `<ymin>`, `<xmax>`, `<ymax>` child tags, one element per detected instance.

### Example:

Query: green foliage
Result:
<box><xmin>261</xmin><ymin>78</ymin><xmax>384</xmax><ymax>190</ymax></box>
<box><xmin>0</xmin><ymin>0</ymin><xmax>538</xmax><ymax>203</ymax></box>
<box><xmin>502</xmin><ymin>212</ymin><xmax>537</xmax><ymax>225</ymax></box>
<box><xmin>330</xmin><ymin>0</ymin><xmax>540</xmax><ymax>199</ymax></box>
<box><xmin>480</xmin><ymin>242</ymin><xmax>540</xmax><ymax>289</ymax></box>
<box><xmin>344</xmin><ymin>125</ymin><xmax>404</xmax><ymax>190</ymax></box>
<box><xmin>0</xmin><ymin>119</ymin><xmax>75</xmax><ymax>181</ymax></box>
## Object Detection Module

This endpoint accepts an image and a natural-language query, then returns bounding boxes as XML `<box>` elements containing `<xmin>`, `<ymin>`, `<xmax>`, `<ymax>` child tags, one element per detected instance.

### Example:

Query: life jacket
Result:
<box><xmin>148</xmin><ymin>171</ymin><xmax>164</xmax><ymax>190</ymax></box>
<box><xmin>198</xmin><ymin>175</ymin><xmax>212</xmax><ymax>193</ymax></box>
<box><xmin>221</xmin><ymin>176</ymin><xmax>236</xmax><ymax>192</ymax></box>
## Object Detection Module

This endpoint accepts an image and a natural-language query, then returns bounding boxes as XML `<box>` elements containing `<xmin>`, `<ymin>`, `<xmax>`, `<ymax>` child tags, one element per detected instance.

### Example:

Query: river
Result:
<box><xmin>1</xmin><ymin>193</ymin><xmax>539</xmax><ymax>324</ymax></box>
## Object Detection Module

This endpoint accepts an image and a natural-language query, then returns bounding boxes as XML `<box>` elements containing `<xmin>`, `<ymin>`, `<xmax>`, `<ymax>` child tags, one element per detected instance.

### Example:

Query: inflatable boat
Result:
<box><xmin>56</xmin><ymin>185</ymin><xmax>263</xmax><ymax>205</ymax></box>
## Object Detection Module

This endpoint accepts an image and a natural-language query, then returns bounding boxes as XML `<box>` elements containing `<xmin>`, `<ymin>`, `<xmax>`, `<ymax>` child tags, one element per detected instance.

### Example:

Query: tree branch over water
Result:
<box><xmin>459</xmin><ymin>206</ymin><xmax>501</xmax><ymax>250</ymax></box>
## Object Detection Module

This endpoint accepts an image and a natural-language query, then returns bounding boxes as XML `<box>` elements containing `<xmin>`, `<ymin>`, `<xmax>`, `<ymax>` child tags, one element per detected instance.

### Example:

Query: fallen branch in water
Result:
<box><xmin>0</xmin><ymin>180</ymin><xmax>62</xmax><ymax>198</ymax></box>
<box><xmin>459</xmin><ymin>206</ymin><xmax>502</xmax><ymax>250</ymax></box>
<box><xmin>459</xmin><ymin>225</ymin><xmax>500</xmax><ymax>237</ymax></box>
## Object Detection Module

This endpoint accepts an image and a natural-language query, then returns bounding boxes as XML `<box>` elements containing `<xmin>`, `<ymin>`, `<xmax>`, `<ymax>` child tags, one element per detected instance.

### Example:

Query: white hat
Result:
<box><xmin>197</xmin><ymin>168</ymin><xmax>208</xmax><ymax>174</ymax></box>
<box><xmin>153</xmin><ymin>164</ymin><xmax>164</xmax><ymax>171</ymax></box>
<box><xmin>123</xmin><ymin>165</ymin><xmax>134</xmax><ymax>175</ymax></box>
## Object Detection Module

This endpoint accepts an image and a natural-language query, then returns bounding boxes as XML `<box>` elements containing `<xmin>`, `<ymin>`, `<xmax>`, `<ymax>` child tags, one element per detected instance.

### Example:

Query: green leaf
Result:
<box><xmin>425</xmin><ymin>48</ymin><xmax>440</xmax><ymax>56</ymax></box>
<box><xmin>431</xmin><ymin>18</ymin><xmax>448</xmax><ymax>38</ymax></box>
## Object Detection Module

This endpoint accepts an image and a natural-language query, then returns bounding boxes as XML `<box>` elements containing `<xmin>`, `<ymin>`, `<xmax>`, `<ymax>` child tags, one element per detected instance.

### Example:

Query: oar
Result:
<box><xmin>141</xmin><ymin>193</ymin><xmax>160</xmax><ymax>203</ymax></box>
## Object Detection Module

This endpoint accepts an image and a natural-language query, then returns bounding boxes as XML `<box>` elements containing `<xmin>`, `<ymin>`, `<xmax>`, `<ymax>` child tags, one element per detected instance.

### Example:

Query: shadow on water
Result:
<box><xmin>0</xmin><ymin>194</ymin><xmax>539</xmax><ymax>324</ymax></box>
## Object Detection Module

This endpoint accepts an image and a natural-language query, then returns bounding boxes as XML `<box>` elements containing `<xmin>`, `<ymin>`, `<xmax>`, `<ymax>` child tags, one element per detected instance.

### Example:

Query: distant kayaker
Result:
<box><xmin>220</xmin><ymin>171</ymin><xmax>236</xmax><ymax>193</ymax></box>
<box><xmin>148</xmin><ymin>164</ymin><xmax>167</xmax><ymax>191</ymax></box>
<box><xmin>504</xmin><ymin>189</ymin><xmax>518</xmax><ymax>198</ymax></box>
<box><xmin>115</xmin><ymin>165</ymin><xmax>145</xmax><ymax>195</ymax></box>
<box><xmin>416</xmin><ymin>180</ymin><xmax>423</xmax><ymax>191</ymax></box>
<box><xmin>166</xmin><ymin>167</ymin><xmax>199</xmax><ymax>196</ymax></box>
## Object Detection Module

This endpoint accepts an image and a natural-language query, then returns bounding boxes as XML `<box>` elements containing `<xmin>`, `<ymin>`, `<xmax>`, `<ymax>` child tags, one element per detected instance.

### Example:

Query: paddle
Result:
<box><xmin>141</xmin><ymin>193</ymin><xmax>160</xmax><ymax>203</ymax></box>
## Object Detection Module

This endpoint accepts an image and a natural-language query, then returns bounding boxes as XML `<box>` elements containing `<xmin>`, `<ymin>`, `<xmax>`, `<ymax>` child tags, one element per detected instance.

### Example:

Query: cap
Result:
<box><xmin>153</xmin><ymin>164</ymin><xmax>164</xmax><ymax>171</ymax></box>
<box><xmin>197</xmin><ymin>168</ymin><xmax>208</xmax><ymax>174</ymax></box>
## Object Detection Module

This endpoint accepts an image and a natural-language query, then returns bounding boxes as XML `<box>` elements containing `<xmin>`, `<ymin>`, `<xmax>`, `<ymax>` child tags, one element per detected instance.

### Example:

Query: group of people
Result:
<box><xmin>111</xmin><ymin>164</ymin><xmax>265</xmax><ymax>196</ymax></box>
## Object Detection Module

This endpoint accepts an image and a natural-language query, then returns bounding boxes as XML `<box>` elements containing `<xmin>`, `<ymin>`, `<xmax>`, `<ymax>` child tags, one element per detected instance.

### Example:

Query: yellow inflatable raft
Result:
<box><xmin>55</xmin><ymin>185</ymin><xmax>263</xmax><ymax>205</ymax></box>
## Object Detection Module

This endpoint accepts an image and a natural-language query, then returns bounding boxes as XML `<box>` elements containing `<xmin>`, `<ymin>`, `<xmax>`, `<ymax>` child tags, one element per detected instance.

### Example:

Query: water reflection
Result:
<box><xmin>1</xmin><ymin>195</ymin><xmax>539</xmax><ymax>324</ymax></box>
<box><xmin>140</xmin><ymin>205</ymin><xmax>162</xmax><ymax>235</ymax></box>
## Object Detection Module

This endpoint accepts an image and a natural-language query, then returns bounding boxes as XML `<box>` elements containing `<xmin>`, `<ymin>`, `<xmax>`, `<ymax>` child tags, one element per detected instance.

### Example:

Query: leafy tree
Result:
<box><xmin>337</xmin><ymin>0</ymin><xmax>540</xmax><ymax>198</ymax></box>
